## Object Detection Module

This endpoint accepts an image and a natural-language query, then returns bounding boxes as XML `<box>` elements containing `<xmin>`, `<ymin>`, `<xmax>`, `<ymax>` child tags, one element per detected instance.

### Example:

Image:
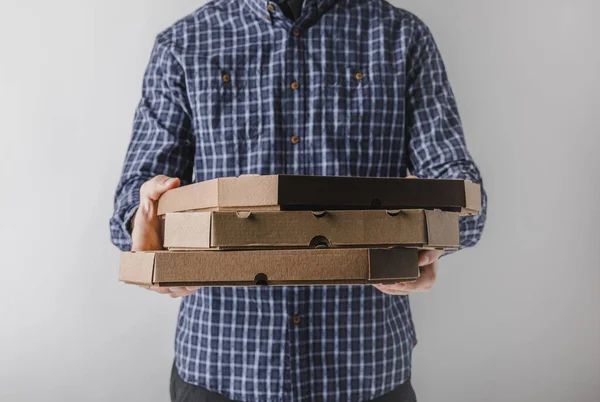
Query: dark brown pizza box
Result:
<box><xmin>157</xmin><ymin>175</ymin><xmax>481</xmax><ymax>216</ymax></box>
<box><xmin>119</xmin><ymin>248</ymin><xmax>420</xmax><ymax>287</ymax></box>
<box><xmin>163</xmin><ymin>209</ymin><xmax>460</xmax><ymax>250</ymax></box>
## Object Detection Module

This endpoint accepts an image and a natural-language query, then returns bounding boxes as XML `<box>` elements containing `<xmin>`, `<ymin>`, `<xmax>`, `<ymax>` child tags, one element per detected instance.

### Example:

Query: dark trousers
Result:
<box><xmin>171</xmin><ymin>363</ymin><xmax>417</xmax><ymax>402</ymax></box>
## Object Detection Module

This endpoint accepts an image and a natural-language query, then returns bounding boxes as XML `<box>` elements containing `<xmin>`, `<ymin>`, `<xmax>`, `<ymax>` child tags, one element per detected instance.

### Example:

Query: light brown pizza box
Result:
<box><xmin>163</xmin><ymin>209</ymin><xmax>459</xmax><ymax>250</ymax></box>
<box><xmin>119</xmin><ymin>248</ymin><xmax>420</xmax><ymax>287</ymax></box>
<box><xmin>157</xmin><ymin>175</ymin><xmax>481</xmax><ymax>216</ymax></box>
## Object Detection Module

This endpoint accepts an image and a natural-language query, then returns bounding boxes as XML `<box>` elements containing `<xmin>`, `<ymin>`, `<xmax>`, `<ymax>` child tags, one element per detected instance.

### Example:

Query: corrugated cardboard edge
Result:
<box><xmin>157</xmin><ymin>179</ymin><xmax>219</xmax><ymax>215</ymax></box>
<box><xmin>119</xmin><ymin>252</ymin><xmax>156</xmax><ymax>285</ymax></box>
<box><xmin>462</xmin><ymin>180</ymin><xmax>482</xmax><ymax>216</ymax></box>
<box><xmin>164</xmin><ymin>212</ymin><xmax>213</xmax><ymax>249</ymax></box>
<box><xmin>218</xmin><ymin>175</ymin><xmax>280</xmax><ymax>208</ymax></box>
<box><xmin>425</xmin><ymin>210</ymin><xmax>460</xmax><ymax>249</ymax></box>
<box><xmin>173</xmin><ymin>206</ymin><xmax>282</xmax><ymax>213</ymax></box>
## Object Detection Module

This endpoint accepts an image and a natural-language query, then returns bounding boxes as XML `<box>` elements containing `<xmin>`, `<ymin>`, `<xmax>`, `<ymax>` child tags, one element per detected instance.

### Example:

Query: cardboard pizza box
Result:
<box><xmin>163</xmin><ymin>209</ymin><xmax>460</xmax><ymax>250</ymax></box>
<box><xmin>119</xmin><ymin>248</ymin><xmax>420</xmax><ymax>287</ymax></box>
<box><xmin>157</xmin><ymin>175</ymin><xmax>481</xmax><ymax>216</ymax></box>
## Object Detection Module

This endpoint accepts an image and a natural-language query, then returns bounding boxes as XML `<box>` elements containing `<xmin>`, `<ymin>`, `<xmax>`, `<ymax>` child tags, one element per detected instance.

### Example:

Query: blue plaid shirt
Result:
<box><xmin>110</xmin><ymin>0</ymin><xmax>487</xmax><ymax>400</ymax></box>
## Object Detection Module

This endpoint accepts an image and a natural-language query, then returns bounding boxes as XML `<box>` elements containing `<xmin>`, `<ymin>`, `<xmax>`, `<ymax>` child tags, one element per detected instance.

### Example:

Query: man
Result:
<box><xmin>110</xmin><ymin>0</ymin><xmax>487</xmax><ymax>401</ymax></box>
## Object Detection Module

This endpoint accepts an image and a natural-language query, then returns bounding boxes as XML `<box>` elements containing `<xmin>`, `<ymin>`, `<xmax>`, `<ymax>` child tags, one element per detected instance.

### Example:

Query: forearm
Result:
<box><xmin>109</xmin><ymin>36</ymin><xmax>194</xmax><ymax>251</ymax></box>
<box><xmin>404</xmin><ymin>17</ymin><xmax>487</xmax><ymax>250</ymax></box>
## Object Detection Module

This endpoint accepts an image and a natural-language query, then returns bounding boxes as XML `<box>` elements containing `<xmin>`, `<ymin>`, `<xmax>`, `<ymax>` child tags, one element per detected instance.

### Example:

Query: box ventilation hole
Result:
<box><xmin>309</xmin><ymin>235</ymin><xmax>331</xmax><ymax>249</ymax></box>
<box><xmin>254</xmin><ymin>273</ymin><xmax>269</xmax><ymax>286</ymax></box>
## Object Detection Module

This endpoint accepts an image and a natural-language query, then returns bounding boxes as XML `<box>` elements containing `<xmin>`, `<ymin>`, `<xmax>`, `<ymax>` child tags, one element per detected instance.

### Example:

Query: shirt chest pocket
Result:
<box><xmin>191</xmin><ymin>65</ymin><xmax>269</xmax><ymax>143</ymax></box>
<box><xmin>314</xmin><ymin>64</ymin><xmax>403</xmax><ymax>137</ymax></box>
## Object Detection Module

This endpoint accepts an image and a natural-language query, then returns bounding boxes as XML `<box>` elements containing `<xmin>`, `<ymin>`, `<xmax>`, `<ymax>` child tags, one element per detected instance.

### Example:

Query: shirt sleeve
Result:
<box><xmin>109</xmin><ymin>38</ymin><xmax>195</xmax><ymax>251</ymax></box>
<box><xmin>404</xmin><ymin>20</ymin><xmax>488</xmax><ymax>250</ymax></box>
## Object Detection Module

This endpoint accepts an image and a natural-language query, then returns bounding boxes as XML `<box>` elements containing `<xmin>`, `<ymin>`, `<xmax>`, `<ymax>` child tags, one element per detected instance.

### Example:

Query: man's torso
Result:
<box><xmin>164</xmin><ymin>1</ymin><xmax>423</xmax><ymax>400</ymax></box>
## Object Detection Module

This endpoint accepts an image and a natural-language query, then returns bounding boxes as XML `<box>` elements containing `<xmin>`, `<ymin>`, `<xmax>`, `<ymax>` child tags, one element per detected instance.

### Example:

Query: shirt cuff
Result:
<box><xmin>123</xmin><ymin>203</ymin><xmax>139</xmax><ymax>242</ymax></box>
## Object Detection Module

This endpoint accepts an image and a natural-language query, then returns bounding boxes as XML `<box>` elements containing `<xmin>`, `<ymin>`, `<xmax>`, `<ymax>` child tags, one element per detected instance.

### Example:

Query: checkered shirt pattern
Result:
<box><xmin>110</xmin><ymin>0</ymin><xmax>488</xmax><ymax>401</ymax></box>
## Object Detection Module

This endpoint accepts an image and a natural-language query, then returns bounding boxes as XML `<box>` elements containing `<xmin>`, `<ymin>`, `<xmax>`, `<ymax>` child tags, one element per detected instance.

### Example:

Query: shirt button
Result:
<box><xmin>291</xmin><ymin>81</ymin><xmax>300</xmax><ymax>90</ymax></box>
<box><xmin>293</xmin><ymin>315</ymin><xmax>301</xmax><ymax>324</ymax></box>
<box><xmin>222</xmin><ymin>74</ymin><xmax>231</xmax><ymax>83</ymax></box>
<box><xmin>355</xmin><ymin>72</ymin><xmax>364</xmax><ymax>81</ymax></box>
<box><xmin>267</xmin><ymin>4</ymin><xmax>275</xmax><ymax>12</ymax></box>
<box><xmin>264</xmin><ymin>14</ymin><xmax>270</xmax><ymax>21</ymax></box>
<box><xmin>291</xmin><ymin>136</ymin><xmax>300</xmax><ymax>145</ymax></box>
<box><xmin>292</xmin><ymin>28</ymin><xmax>301</xmax><ymax>37</ymax></box>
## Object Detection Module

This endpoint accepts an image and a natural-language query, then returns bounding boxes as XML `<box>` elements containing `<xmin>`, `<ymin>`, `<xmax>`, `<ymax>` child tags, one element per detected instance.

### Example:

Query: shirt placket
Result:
<box><xmin>287</xmin><ymin>18</ymin><xmax>307</xmax><ymax>175</ymax></box>
<box><xmin>266</xmin><ymin>2</ymin><xmax>324</xmax><ymax>400</ymax></box>
<box><xmin>268</xmin><ymin>5</ymin><xmax>314</xmax><ymax>400</ymax></box>
<box><xmin>267</xmin><ymin>7</ymin><xmax>308</xmax><ymax>400</ymax></box>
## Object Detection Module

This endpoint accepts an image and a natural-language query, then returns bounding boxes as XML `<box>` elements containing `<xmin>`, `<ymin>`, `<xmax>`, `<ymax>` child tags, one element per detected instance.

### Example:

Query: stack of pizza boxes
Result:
<box><xmin>119</xmin><ymin>175</ymin><xmax>481</xmax><ymax>288</ymax></box>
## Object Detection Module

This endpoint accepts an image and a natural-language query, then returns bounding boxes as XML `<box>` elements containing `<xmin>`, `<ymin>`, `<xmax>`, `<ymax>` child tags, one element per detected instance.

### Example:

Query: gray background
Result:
<box><xmin>0</xmin><ymin>0</ymin><xmax>598</xmax><ymax>401</ymax></box>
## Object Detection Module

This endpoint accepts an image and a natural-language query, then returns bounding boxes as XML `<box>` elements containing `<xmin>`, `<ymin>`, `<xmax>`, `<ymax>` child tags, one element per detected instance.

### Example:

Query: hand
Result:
<box><xmin>374</xmin><ymin>173</ymin><xmax>442</xmax><ymax>296</ymax></box>
<box><xmin>374</xmin><ymin>249</ymin><xmax>444</xmax><ymax>295</ymax></box>
<box><xmin>132</xmin><ymin>175</ymin><xmax>200</xmax><ymax>298</ymax></box>
<box><xmin>131</xmin><ymin>175</ymin><xmax>180</xmax><ymax>251</ymax></box>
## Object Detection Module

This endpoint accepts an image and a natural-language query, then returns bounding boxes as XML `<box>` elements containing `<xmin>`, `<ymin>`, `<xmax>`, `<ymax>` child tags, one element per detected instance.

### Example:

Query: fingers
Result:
<box><xmin>419</xmin><ymin>249</ymin><xmax>444</xmax><ymax>267</ymax></box>
<box><xmin>140</xmin><ymin>176</ymin><xmax>180</xmax><ymax>202</ymax></box>
<box><xmin>169</xmin><ymin>286</ymin><xmax>201</xmax><ymax>298</ymax></box>
<box><xmin>402</xmin><ymin>263</ymin><xmax>437</xmax><ymax>293</ymax></box>
<box><xmin>406</xmin><ymin>175</ymin><xmax>419</xmax><ymax>179</ymax></box>
<box><xmin>374</xmin><ymin>250</ymin><xmax>441</xmax><ymax>295</ymax></box>
<box><xmin>373</xmin><ymin>283</ymin><xmax>412</xmax><ymax>296</ymax></box>
<box><xmin>140</xmin><ymin>285</ymin><xmax>200</xmax><ymax>298</ymax></box>
<box><xmin>151</xmin><ymin>286</ymin><xmax>174</xmax><ymax>295</ymax></box>
<box><xmin>134</xmin><ymin>175</ymin><xmax>181</xmax><ymax>231</ymax></box>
